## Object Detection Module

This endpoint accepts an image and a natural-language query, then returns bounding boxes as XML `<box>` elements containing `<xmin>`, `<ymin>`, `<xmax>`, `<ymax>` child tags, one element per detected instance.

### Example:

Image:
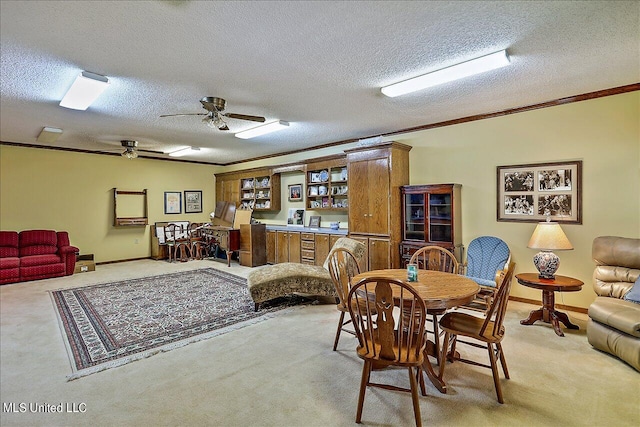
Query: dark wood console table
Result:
<box><xmin>516</xmin><ymin>273</ymin><xmax>584</xmax><ymax>337</ymax></box>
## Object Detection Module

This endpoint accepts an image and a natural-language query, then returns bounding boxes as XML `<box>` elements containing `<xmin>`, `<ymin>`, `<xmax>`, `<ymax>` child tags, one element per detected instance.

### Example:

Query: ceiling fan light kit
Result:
<box><xmin>59</xmin><ymin>71</ymin><xmax>110</xmax><ymax>110</ymax></box>
<box><xmin>381</xmin><ymin>49</ymin><xmax>510</xmax><ymax>97</ymax></box>
<box><xmin>120</xmin><ymin>140</ymin><xmax>139</xmax><ymax>159</ymax></box>
<box><xmin>235</xmin><ymin>120</ymin><xmax>290</xmax><ymax>139</ymax></box>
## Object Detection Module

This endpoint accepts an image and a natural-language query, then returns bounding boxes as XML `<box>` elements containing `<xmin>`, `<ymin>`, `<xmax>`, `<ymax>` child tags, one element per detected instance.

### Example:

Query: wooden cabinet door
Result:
<box><xmin>288</xmin><ymin>232</ymin><xmax>301</xmax><ymax>263</ymax></box>
<box><xmin>222</xmin><ymin>179</ymin><xmax>240</xmax><ymax>206</ymax></box>
<box><xmin>276</xmin><ymin>231</ymin><xmax>289</xmax><ymax>263</ymax></box>
<box><xmin>330</xmin><ymin>234</ymin><xmax>341</xmax><ymax>249</ymax></box>
<box><xmin>315</xmin><ymin>234</ymin><xmax>331</xmax><ymax>266</ymax></box>
<box><xmin>266</xmin><ymin>230</ymin><xmax>276</xmax><ymax>264</ymax></box>
<box><xmin>368</xmin><ymin>158</ymin><xmax>390</xmax><ymax>235</ymax></box>
<box><xmin>348</xmin><ymin>160</ymin><xmax>370</xmax><ymax>234</ymax></box>
<box><xmin>369</xmin><ymin>237</ymin><xmax>391</xmax><ymax>271</ymax></box>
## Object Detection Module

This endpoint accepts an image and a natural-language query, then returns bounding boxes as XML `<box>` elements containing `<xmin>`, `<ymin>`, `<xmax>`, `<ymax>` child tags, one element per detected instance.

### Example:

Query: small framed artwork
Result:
<box><xmin>184</xmin><ymin>190</ymin><xmax>203</xmax><ymax>213</ymax></box>
<box><xmin>164</xmin><ymin>191</ymin><xmax>182</xmax><ymax>214</ymax></box>
<box><xmin>497</xmin><ymin>160</ymin><xmax>582</xmax><ymax>223</ymax></box>
<box><xmin>309</xmin><ymin>215</ymin><xmax>321</xmax><ymax>228</ymax></box>
<box><xmin>288</xmin><ymin>184</ymin><xmax>303</xmax><ymax>201</ymax></box>
<box><xmin>287</xmin><ymin>208</ymin><xmax>305</xmax><ymax>227</ymax></box>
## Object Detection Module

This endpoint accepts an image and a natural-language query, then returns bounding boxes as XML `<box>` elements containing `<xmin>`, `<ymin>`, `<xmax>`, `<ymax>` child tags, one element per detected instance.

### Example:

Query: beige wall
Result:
<box><xmin>396</xmin><ymin>91</ymin><xmax>639</xmax><ymax>308</ymax></box>
<box><xmin>0</xmin><ymin>147</ymin><xmax>216</xmax><ymax>263</ymax></box>
<box><xmin>2</xmin><ymin>91</ymin><xmax>638</xmax><ymax>308</ymax></box>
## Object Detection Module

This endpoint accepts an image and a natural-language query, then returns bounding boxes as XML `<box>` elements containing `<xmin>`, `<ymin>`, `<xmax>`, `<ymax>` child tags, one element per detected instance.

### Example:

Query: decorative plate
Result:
<box><xmin>319</xmin><ymin>170</ymin><xmax>329</xmax><ymax>182</ymax></box>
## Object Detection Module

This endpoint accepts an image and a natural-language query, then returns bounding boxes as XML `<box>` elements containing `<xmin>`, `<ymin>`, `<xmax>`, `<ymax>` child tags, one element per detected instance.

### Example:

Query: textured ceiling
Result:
<box><xmin>1</xmin><ymin>1</ymin><xmax>638</xmax><ymax>164</ymax></box>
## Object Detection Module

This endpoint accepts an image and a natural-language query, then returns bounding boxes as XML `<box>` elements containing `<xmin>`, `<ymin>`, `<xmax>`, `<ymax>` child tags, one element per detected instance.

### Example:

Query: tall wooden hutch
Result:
<box><xmin>400</xmin><ymin>184</ymin><xmax>462</xmax><ymax>266</ymax></box>
<box><xmin>346</xmin><ymin>142</ymin><xmax>411</xmax><ymax>270</ymax></box>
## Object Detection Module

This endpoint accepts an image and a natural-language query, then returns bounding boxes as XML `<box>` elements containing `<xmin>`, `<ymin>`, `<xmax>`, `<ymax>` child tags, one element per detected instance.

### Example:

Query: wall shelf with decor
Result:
<box><xmin>239</xmin><ymin>174</ymin><xmax>280</xmax><ymax>211</ymax></box>
<box><xmin>113</xmin><ymin>188</ymin><xmax>148</xmax><ymax>226</ymax></box>
<box><xmin>306</xmin><ymin>160</ymin><xmax>348</xmax><ymax>211</ymax></box>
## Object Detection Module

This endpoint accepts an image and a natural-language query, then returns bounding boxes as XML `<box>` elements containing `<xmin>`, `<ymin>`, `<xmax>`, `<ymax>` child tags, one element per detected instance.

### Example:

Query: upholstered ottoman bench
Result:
<box><xmin>247</xmin><ymin>263</ymin><xmax>336</xmax><ymax>311</ymax></box>
<box><xmin>246</xmin><ymin>237</ymin><xmax>366</xmax><ymax>311</ymax></box>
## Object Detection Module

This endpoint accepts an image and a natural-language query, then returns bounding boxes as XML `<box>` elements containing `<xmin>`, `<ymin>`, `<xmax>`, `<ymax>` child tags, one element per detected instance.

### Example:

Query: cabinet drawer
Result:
<box><xmin>301</xmin><ymin>259</ymin><xmax>315</xmax><ymax>266</ymax></box>
<box><xmin>301</xmin><ymin>249</ymin><xmax>316</xmax><ymax>260</ymax></box>
<box><xmin>301</xmin><ymin>240</ymin><xmax>315</xmax><ymax>250</ymax></box>
<box><xmin>301</xmin><ymin>233</ymin><xmax>315</xmax><ymax>241</ymax></box>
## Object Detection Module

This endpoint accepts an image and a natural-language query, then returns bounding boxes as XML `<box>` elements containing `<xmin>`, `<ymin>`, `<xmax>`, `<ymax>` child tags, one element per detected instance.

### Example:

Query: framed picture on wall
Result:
<box><xmin>497</xmin><ymin>160</ymin><xmax>582</xmax><ymax>223</ymax></box>
<box><xmin>164</xmin><ymin>191</ymin><xmax>182</xmax><ymax>214</ymax></box>
<box><xmin>184</xmin><ymin>190</ymin><xmax>202</xmax><ymax>213</ymax></box>
<box><xmin>288</xmin><ymin>184</ymin><xmax>303</xmax><ymax>201</ymax></box>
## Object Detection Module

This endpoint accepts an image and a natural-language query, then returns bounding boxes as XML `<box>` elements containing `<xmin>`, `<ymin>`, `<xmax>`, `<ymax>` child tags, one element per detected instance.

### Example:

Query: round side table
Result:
<box><xmin>515</xmin><ymin>273</ymin><xmax>584</xmax><ymax>337</ymax></box>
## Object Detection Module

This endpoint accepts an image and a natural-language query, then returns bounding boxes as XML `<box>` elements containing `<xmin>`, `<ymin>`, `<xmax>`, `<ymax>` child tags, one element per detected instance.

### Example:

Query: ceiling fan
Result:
<box><xmin>118</xmin><ymin>140</ymin><xmax>164</xmax><ymax>159</ymax></box>
<box><xmin>160</xmin><ymin>97</ymin><xmax>266</xmax><ymax>131</ymax></box>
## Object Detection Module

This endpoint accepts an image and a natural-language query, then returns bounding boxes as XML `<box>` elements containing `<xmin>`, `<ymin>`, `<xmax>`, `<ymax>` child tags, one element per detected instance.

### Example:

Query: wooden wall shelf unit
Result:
<box><xmin>215</xmin><ymin>168</ymin><xmax>281</xmax><ymax>211</ymax></box>
<box><xmin>306</xmin><ymin>158</ymin><xmax>348</xmax><ymax>211</ymax></box>
<box><xmin>400</xmin><ymin>184</ymin><xmax>463</xmax><ymax>266</ymax></box>
<box><xmin>346</xmin><ymin>142</ymin><xmax>411</xmax><ymax>270</ymax></box>
<box><xmin>240</xmin><ymin>174</ymin><xmax>280</xmax><ymax>211</ymax></box>
<box><xmin>113</xmin><ymin>188</ymin><xmax>148</xmax><ymax>227</ymax></box>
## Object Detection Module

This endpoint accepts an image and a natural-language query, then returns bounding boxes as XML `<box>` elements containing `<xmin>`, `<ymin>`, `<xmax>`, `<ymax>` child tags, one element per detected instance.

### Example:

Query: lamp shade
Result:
<box><xmin>527</xmin><ymin>221</ymin><xmax>573</xmax><ymax>251</ymax></box>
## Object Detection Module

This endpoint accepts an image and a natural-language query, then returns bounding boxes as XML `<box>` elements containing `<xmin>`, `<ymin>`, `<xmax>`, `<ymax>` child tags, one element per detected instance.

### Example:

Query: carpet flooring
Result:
<box><xmin>50</xmin><ymin>268</ymin><xmax>299</xmax><ymax>379</ymax></box>
<box><xmin>1</xmin><ymin>259</ymin><xmax>638</xmax><ymax>426</ymax></box>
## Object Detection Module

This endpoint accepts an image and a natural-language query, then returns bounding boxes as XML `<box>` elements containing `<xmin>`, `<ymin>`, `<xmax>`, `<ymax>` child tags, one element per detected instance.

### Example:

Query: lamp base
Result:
<box><xmin>533</xmin><ymin>250</ymin><xmax>560</xmax><ymax>280</ymax></box>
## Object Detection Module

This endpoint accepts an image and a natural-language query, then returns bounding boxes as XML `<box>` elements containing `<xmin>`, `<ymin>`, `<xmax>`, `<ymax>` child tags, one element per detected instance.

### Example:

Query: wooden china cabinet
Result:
<box><xmin>346</xmin><ymin>142</ymin><xmax>411</xmax><ymax>271</ymax></box>
<box><xmin>400</xmin><ymin>184</ymin><xmax>463</xmax><ymax>267</ymax></box>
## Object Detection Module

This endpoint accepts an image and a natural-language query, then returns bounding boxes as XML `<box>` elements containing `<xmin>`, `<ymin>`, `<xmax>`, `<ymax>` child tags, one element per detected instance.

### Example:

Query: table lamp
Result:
<box><xmin>527</xmin><ymin>218</ymin><xmax>573</xmax><ymax>279</ymax></box>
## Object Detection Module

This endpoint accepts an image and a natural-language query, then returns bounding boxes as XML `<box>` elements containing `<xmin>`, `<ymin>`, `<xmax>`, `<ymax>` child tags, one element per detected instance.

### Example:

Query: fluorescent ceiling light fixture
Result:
<box><xmin>235</xmin><ymin>120</ymin><xmax>289</xmax><ymax>139</ymax></box>
<box><xmin>36</xmin><ymin>127</ymin><xmax>63</xmax><ymax>143</ymax></box>
<box><xmin>381</xmin><ymin>50</ymin><xmax>510</xmax><ymax>97</ymax></box>
<box><xmin>59</xmin><ymin>71</ymin><xmax>110</xmax><ymax>110</ymax></box>
<box><xmin>168</xmin><ymin>146</ymin><xmax>200</xmax><ymax>157</ymax></box>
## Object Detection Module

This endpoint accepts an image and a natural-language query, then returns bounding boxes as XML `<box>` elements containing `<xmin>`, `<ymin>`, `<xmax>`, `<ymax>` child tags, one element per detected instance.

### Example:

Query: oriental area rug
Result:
<box><xmin>51</xmin><ymin>268</ymin><xmax>301</xmax><ymax>380</ymax></box>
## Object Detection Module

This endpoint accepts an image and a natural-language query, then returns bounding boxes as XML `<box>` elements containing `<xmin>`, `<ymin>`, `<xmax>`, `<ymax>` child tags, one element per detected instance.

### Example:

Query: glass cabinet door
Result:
<box><xmin>404</xmin><ymin>193</ymin><xmax>425</xmax><ymax>240</ymax></box>
<box><xmin>428</xmin><ymin>193</ymin><xmax>452</xmax><ymax>243</ymax></box>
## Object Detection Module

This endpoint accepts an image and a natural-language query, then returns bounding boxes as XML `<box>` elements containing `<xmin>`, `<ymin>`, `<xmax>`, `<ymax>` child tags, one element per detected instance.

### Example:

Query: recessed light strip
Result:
<box><xmin>60</xmin><ymin>71</ymin><xmax>110</xmax><ymax>110</ymax></box>
<box><xmin>381</xmin><ymin>50</ymin><xmax>510</xmax><ymax>97</ymax></box>
<box><xmin>235</xmin><ymin>120</ymin><xmax>289</xmax><ymax>139</ymax></box>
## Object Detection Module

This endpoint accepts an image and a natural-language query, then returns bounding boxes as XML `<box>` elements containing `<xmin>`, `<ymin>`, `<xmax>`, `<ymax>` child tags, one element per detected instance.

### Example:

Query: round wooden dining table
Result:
<box><xmin>351</xmin><ymin>268</ymin><xmax>479</xmax><ymax>393</ymax></box>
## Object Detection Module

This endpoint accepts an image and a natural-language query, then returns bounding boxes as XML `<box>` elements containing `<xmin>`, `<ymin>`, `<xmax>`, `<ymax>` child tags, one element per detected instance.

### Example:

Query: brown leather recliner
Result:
<box><xmin>587</xmin><ymin>236</ymin><xmax>640</xmax><ymax>371</ymax></box>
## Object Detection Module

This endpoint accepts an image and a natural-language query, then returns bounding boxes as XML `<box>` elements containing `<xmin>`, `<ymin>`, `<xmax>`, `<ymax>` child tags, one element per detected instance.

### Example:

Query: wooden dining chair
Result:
<box><xmin>165</xmin><ymin>223</ymin><xmax>191</xmax><ymax>262</ymax></box>
<box><xmin>327</xmin><ymin>247</ymin><xmax>363</xmax><ymax>351</ymax></box>
<box><xmin>438</xmin><ymin>261</ymin><xmax>516</xmax><ymax>404</ymax></box>
<box><xmin>409</xmin><ymin>245</ymin><xmax>459</xmax><ymax>360</ymax></box>
<box><xmin>410</xmin><ymin>245</ymin><xmax>459</xmax><ymax>274</ymax></box>
<box><xmin>188</xmin><ymin>222</ymin><xmax>209</xmax><ymax>260</ymax></box>
<box><xmin>347</xmin><ymin>277</ymin><xmax>428</xmax><ymax>427</ymax></box>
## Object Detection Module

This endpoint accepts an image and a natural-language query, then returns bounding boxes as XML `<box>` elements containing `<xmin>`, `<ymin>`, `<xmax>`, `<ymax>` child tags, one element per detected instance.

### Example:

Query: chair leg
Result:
<box><xmin>356</xmin><ymin>360</ymin><xmax>371</xmax><ymax>424</ymax></box>
<box><xmin>497</xmin><ymin>342</ymin><xmax>510</xmax><ymax>379</ymax></box>
<box><xmin>333</xmin><ymin>311</ymin><xmax>345</xmax><ymax>351</ymax></box>
<box><xmin>487</xmin><ymin>343</ymin><xmax>504</xmax><ymax>404</ymax></box>
<box><xmin>417</xmin><ymin>365</ymin><xmax>427</xmax><ymax>396</ymax></box>
<box><xmin>439</xmin><ymin>331</ymin><xmax>451</xmax><ymax>378</ymax></box>
<box><xmin>408</xmin><ymin>367</ymin><xmax>423</xmax><ymax>427</ymax></box>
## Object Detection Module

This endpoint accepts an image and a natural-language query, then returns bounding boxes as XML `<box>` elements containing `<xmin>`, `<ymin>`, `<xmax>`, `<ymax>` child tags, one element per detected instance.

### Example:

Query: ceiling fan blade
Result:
<box><xmin>160</xmin><ymin>113</ymin><xmax>207</xmax><ymax>118</ymax></box>
<box><xmin>138</xmin><ymin>149</ymin><xmax>166</xmax><ymax>154</ymax></box>
<box><xmin>224</xmin><ymin>113</ymin><xmax>266</xmax><ymax>122</ymax></box>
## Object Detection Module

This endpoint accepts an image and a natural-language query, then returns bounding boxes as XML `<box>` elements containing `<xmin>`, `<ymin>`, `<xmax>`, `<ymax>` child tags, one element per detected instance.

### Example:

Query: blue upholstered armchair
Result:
<box><xmin>462</xmin><ymin>236</ymin><xmax>511</xmax><ymax>313</ymax></box>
